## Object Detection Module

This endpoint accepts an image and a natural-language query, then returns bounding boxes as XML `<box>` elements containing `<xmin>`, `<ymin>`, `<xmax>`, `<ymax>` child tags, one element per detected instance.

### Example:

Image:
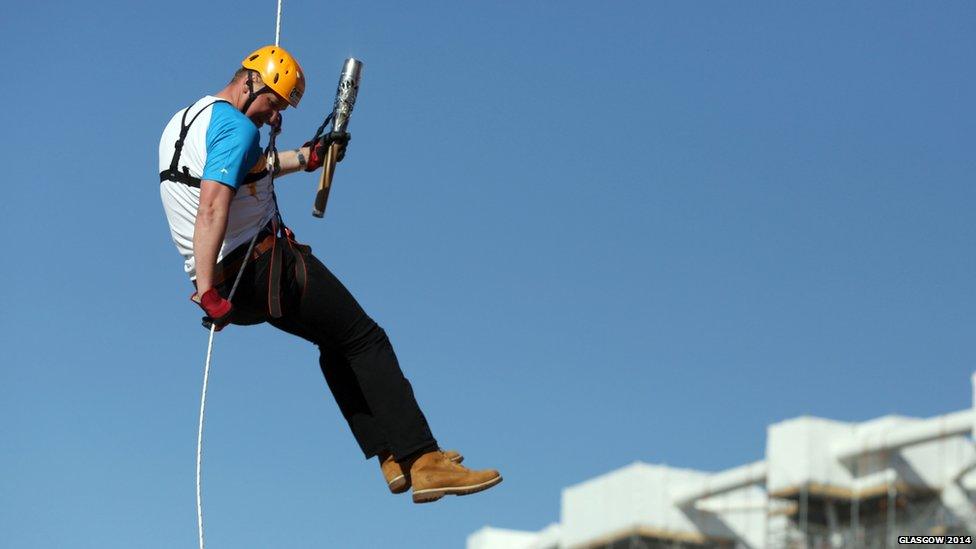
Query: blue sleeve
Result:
<box><xmin>202</xmin><ymin>103</ymin><xmax>261</xmax><ymax>189</ymax></box>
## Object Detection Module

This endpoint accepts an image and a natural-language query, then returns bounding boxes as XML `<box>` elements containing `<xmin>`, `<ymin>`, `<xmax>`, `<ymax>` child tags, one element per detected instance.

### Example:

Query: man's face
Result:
<box><xmin>245</xmin><ymin>84</ymin><xmax>289</xmax><ymax>128</ymax></box>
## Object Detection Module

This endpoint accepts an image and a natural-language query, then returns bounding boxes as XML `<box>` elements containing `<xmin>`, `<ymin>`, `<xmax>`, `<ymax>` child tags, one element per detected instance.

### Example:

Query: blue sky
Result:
<box><xmin>1</xmin><ymin>1</ymin><xmax>973</xmax><ymax>547</ymax></box>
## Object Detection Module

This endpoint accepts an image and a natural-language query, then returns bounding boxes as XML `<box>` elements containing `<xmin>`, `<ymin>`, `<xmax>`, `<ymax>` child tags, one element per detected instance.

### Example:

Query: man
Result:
<box><xmin>158</xmin><ymin>45</ymin><xmax>501</xmax><ymax>503</ymax></box>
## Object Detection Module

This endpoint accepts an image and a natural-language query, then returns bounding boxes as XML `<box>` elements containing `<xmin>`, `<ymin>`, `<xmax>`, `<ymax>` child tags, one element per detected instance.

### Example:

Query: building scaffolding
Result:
<box><xmin>467</xmin><ymin>376</ymin><xmax>976</xmax><ymax>549</ymax></box>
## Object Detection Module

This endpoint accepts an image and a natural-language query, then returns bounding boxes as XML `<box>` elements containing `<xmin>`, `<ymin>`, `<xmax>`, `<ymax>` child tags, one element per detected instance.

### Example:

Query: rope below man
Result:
<box><xmin>157</xmin><ymin>45</ymin><xmax>502</xmax><ymax>504</ymax></box>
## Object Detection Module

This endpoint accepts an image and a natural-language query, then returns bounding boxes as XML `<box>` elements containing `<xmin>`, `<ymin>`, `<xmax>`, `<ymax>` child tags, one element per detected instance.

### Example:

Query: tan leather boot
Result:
<box><xmin>408</xmin><ymin>450</ymin><xmax>502</xmax><ymax>503</ymax></box>
<box><xmin>380</xmin><ymin>450</ymin><xmax>463</xmax><ymax>494</ymax></box>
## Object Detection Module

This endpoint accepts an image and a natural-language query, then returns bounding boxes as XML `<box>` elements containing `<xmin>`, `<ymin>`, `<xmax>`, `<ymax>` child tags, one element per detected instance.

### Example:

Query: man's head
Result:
<box><xmin>234</xmin><ymin>45</ymin><xmax>306</xmax><ymax>126</ymax></box>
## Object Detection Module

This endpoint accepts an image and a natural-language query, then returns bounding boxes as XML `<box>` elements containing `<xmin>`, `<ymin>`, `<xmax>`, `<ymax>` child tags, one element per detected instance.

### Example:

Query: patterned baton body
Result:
<box><xmin>332</xmin><ymin>58</ymin><xmax>363</xmax><ymax>134</ymax></box>
<box><xmin>312</xmin><ymin>58</ymin><xmax>363</xmax><ymax>218</ymax></box>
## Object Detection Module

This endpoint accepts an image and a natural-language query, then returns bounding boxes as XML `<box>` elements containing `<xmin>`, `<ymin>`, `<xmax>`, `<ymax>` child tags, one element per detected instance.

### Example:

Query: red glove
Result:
<box><xmin>304</xmin><ymin>131</ymin><xmax>351</xmax><ymax>172</ymax></box>
<box><xmin>191</xmin><ymin>288</ymin><xmax>233</xmax><ymax>331</ymax></box>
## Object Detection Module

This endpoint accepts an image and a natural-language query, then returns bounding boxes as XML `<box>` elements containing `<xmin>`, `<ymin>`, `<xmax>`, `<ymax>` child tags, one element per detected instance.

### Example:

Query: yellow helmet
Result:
<box><xmin>241</xmin><ymin>45</ymin><xmax>306</xmax><ymax>108</ymax></box>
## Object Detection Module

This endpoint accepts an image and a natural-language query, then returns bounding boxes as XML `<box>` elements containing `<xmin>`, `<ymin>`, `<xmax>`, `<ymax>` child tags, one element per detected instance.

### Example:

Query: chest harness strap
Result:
<box><xmin>159</xmin><ymin>100</ymin><xmax>268</xmax><ymax>188</ymax></box>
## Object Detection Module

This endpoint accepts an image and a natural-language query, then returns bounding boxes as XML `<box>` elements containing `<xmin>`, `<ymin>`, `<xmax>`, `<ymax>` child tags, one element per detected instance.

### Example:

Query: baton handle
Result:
<box><xmin>312</xmin><ymin>143</ymin><xmax>339</xmax><ymax>218</ymax></box>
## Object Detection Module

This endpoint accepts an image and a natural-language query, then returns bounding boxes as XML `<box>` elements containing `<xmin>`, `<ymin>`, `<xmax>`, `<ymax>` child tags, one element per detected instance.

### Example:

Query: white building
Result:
<box><xmin>468</xmin><ymin>375</ymin><xmax>976</xmax><ymax>549</ymax></box>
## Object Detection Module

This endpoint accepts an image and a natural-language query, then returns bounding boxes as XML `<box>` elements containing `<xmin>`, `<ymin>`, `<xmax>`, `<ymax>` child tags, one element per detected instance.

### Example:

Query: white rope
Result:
<box><xmin>198</xmin><ymin>3</ymin><xmax>284</xmax><ymax>543</ymax></box>
<box><xmin>275</xmin><ymin>0</ymin><xmax>282</xmax><ymax>46</ymax></box>
<box><xmin>196</xmin><ymin>324</ymin><xmax>216</xmax><ymax>549</ymax></box>
<box><xmin>196</xmin><ymin>230</ymin><xmax>262</xmax><ymax>549</ymax></box>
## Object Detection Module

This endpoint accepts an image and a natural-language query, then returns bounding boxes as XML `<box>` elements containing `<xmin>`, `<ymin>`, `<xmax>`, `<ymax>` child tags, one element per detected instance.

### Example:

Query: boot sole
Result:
<box><xmin>388</xmin><ymin>454</ymin><xmax>464</xmax><ymax>494</ymax></box>
<box><xmin>388</xmin><ymin>475</ymin><xmax>409</xmax><ymax>494</ymax></box>
<box><xmin>412</xmin><ymin>474</ymin><xmax>503</xmax><ymax>504</ymax></box>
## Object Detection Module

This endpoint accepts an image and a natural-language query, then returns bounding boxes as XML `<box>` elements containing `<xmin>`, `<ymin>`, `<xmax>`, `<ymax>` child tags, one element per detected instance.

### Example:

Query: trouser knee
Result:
<box><xmin>341</xmin><ymin>317</ymin><xmax>391</xmax><ymax>357</ymax></box>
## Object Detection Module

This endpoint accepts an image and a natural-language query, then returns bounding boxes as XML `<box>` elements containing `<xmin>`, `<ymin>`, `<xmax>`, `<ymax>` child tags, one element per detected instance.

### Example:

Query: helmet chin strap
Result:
<box><xmin>240</xmin><ymin>71</ymin><xmax>274</xmax><ymax>115</ymax></box>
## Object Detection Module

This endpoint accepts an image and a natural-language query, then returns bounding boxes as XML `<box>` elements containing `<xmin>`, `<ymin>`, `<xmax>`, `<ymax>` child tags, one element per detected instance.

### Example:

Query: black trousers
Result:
<box><xmin>215</xmin><ymin>235</ymin><xmax>438</xmax><ymax>461</ymax></box>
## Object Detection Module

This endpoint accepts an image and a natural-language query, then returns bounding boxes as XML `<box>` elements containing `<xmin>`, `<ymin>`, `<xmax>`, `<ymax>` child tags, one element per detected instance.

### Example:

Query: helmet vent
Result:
<box><xmin>273</xmin><ymin>74</ymin><xmax>280</xmax><ymax>84</ymax></box>
<box><xmin>248</xmin><ymin>54</ymin><xmax>260</xmax><ymax>61</ymax></box>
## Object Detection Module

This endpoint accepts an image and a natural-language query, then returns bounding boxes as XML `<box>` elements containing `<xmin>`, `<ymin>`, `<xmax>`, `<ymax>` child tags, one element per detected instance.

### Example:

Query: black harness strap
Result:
<box><xmin>261</xmin><ymin>224</ymin><xmax>310</xmax><ymax>319</ymax></box>
<box><xmin>286</xmin><ymin>228</ymin><xmax>310</xmax><ymax>303</ymax></box>
<box><xmin>160</xmin><ymin>100</ymin><xmax>224</xmax><ymax>186</ymax></box>
<box><xmin>267</xmin><ymin>221</ymin><xmax>284</xmax><ymax>318</ymax></box>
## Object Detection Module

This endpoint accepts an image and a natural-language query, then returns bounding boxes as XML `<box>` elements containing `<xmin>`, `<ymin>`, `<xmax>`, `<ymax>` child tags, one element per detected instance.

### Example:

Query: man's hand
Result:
<box><xmin>304</xmin><ymin>131</ymin><xmax>351</xmax><ymax>171</ymax></box>
<box><xmin>192</xmin><ymin>288</ymin><xmax>233</xmax><ymax>331</ymax></box>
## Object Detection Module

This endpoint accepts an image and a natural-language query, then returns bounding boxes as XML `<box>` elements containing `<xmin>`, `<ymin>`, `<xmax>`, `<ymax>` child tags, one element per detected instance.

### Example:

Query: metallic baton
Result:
<box><xmin>313</xmin><ymin>58</ymin><xmax>364</xmax><ymax>218</ymax></box>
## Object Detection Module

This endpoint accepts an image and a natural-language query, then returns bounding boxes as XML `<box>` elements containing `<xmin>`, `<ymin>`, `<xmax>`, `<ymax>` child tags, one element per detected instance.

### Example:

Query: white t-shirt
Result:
<box><xmin>158</xmin><ymin>95</ymin><xmax>277</xmax><ymax>280</ymax></box>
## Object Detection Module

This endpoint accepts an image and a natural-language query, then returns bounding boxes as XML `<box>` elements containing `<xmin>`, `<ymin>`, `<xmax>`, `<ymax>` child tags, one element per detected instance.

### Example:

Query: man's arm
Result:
<box><xmin>193</xmin><ymin>180</ymin><xmax>235</xmax><ymax>294</ymax></box>
<box><xmin>272</xmin><ymin>147</ymin><xmax>311</xmax><ymax>177</ymax></box>
<box><xmin>274</xmin><ymin>133</ymin><xmax>350</xmax><ymax>177</ymax></box>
